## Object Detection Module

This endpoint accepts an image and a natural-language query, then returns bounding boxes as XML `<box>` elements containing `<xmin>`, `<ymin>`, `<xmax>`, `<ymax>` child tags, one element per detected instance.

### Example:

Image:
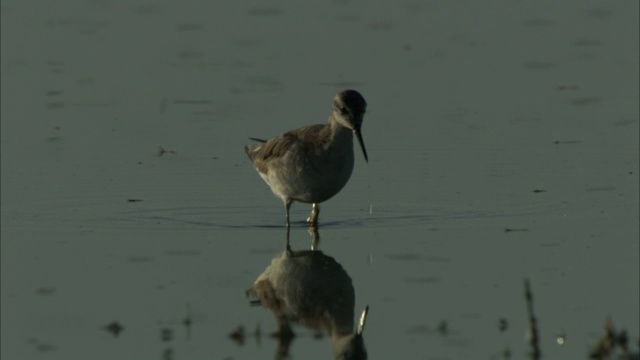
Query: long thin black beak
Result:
<box><xmin>354</xmin><ymin>127</ymin><xmax>368</xmax><ymax>163</ymax></box>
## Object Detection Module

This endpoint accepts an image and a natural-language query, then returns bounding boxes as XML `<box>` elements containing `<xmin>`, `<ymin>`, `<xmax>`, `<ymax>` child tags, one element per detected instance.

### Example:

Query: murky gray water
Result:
<box><xmin>2</xmin><ymin>1</ymin><xmax>638</xmax><ymax>359</ymax></box>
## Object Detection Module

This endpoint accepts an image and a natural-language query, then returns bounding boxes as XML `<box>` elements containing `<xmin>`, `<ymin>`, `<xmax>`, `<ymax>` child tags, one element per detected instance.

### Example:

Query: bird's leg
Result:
<box><xmin>306</xmin><ymin>203</ymin><xmax>319</xmax><ymax>225</ymax></box>
<box><xmin>285</xmin><ymin>226</ymin><xmax>292</xmax><ymax>255</ymax></box>
<box><xmin>284</xmin><ymin>199</ymin><xmax>292</xmax><ymax>228</ymax></box>
<box><xmin>307</xmin><ymin>224</ymin><xmax>320</xmax><ymax>250</ymax></box>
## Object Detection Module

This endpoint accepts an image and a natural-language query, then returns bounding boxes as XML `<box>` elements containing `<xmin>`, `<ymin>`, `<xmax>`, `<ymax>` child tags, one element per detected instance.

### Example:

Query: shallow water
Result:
<box><xmin>2</xmin><ymin>1</ymin><xmax>638</xmax><ymax>359</ymax></box>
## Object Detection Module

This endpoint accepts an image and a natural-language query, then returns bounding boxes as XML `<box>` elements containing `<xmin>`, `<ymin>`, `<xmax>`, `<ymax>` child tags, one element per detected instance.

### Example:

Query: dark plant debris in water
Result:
<box><xmin>502</xmin><ymin>346</ymin><xmax>512</xmax><ymax>359</ymax></box>
<box><xmin>499</xmin><ymin>318</ymin><xmax>508</xmax><ymax>332</ymax></box>
<box><xmin>553</xmin><ymin>140</ymin><xmax>583</xmax><ymax>145</ymax></box>
<box><xmin>437</xmin><ymin>320</ymin><xmax>448</xmax><ymax>336</ymax></box>
<box><xmin>229</xmin><ymin>325</ymin><xmax>246</xmax><ymax>345</ymax></box>
<box><xmin>161</xmin><ymin>328</ymin><xmax>173</xmax><ymax>342</ymax></box>
<box><xmin>27</xmin><ymin>338</ymin><xmax>57</xmax><ymax>353</ymax></box>
<box><xmin>162</xmin><ymin>347</ymin><xmax>174</xmax><ymax>360</ymax></box>
<box><xmin>229</xmin><ymin>323</ymin><xmax>263</xmax><ymax>346</ymax></box>
<box><xmin>34</xmin><ymin>287</ymin><xmax>56</xmax><ymax>295</ymax></box>
<box><xmin>103</xmin><ymin>321</ymin><xmax>124</xmax><ymax>337</ymax></box>
<box><xmin>516</xmin><ymin>280</ymin><xmax>639</xmax><ymax>360</ymax></box>
<box><xmin>183</xmin><ymin>303</ymin><xmax>193</xmax><ymax>340</ymax></box>
<box><xmin>505</xmin><ymin>228</ymin><xmax>530</xmax><ymax>233</ymax></box>
<box><xmin>588</xmin><ymin>316</ymin><xmax>637</xmax><ymax>360</ymax></box>
<box><xmin>158</xmin><ymin>146</ymin><xmax>177</xmax><ymax>157</ymax></box>
<box><xmin>524</xmin><ymin>278</ymin><xmax>541</xmax><ymax>360</ymax></box>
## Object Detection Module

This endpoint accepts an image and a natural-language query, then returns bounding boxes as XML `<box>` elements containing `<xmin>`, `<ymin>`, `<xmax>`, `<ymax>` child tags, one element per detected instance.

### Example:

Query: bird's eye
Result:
<box><xmin>339</xmin><ymin>106</ymin><xmax>348</xmax><ymax>114</ymax></box>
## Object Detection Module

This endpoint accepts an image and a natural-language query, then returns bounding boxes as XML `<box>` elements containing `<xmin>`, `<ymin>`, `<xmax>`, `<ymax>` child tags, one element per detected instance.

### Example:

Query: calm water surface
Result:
<box><xmin>2</xmin><ymin>1</ymin><xmax>638</xmax><ymax>359</ymax></box>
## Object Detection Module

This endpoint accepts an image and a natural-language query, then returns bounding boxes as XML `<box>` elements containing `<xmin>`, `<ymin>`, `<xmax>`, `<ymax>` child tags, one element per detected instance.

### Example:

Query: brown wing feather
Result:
<box><xmin>245</xmin><ymin>124</ymin><xmax>327</xmax><ymax>173</ymax></box>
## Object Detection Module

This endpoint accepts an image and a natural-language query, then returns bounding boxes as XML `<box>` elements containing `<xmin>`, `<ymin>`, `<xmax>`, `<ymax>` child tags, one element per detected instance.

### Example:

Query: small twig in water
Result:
<box><xmin>524</xmin><ymin>278</ymin><xmax>541</xmax><ymax>360</ymax></box>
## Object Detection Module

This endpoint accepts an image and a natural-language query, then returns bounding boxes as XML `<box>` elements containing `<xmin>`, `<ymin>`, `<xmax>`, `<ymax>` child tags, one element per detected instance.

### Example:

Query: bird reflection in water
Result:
<box><xmin>246</xmin><ymin>226</ymin><xmax>369</xmax><ymax>360</ymax></box>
